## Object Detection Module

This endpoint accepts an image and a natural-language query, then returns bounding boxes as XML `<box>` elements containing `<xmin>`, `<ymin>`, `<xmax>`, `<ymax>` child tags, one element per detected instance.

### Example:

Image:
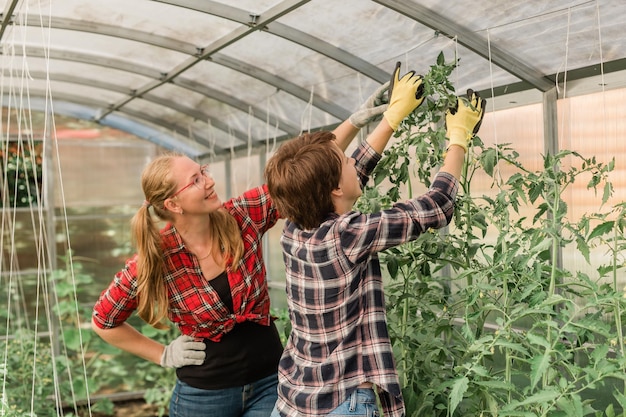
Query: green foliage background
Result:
<box><xmin>356</xmin><ymin>52</ymin><xmax>626</xmax><ymax>417</ymax></box>
<box><xmin>0</xmin><ymin>254</ymin><xmax>178</xmax><ymax>417</ymax></box>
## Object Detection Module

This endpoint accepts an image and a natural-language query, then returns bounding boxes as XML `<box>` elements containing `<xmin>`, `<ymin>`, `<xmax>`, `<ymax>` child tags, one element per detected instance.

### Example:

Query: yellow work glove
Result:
<box><xmin>382</xmin><ymin>62</ymin><xmax>425</xmax><ymax>131</ymax></box>
<box><xmin>445</xmin><ymin>89</ymin><xmax>486</xmax><ymax>152</ymax></box>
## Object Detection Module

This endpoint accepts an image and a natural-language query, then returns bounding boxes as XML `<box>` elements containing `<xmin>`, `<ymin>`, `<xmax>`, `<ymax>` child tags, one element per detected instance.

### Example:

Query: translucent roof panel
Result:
<box><xmin>0</xmin><ymin>0</ymin><xmax>623</xmax><ymax>160</ymax></box>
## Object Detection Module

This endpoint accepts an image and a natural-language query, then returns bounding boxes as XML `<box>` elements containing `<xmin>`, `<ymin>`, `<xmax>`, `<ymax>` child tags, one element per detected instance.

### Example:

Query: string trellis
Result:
<box><xmin>0</xmin><ymin>5</ymin><xmax>94</xmax><ymax>417</ymax></box>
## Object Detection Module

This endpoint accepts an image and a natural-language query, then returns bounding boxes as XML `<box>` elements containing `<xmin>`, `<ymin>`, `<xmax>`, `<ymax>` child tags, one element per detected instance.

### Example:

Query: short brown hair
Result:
<box><xmin>265</xmin><ymin>131</ymin><xmax>342</xmax><ymax>229</ymax></box>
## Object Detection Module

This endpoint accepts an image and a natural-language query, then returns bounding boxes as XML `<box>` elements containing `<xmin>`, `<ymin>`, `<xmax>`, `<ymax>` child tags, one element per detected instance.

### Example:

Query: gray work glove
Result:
<box><xmin>160</xmin><ymin>335</ymin><xmax>206</xmax><ymax>368</ymax></box>
<box><xmin>348</xmin><ymin>81</ymin><xmax>391</xmax><ymax>128</ymax></box>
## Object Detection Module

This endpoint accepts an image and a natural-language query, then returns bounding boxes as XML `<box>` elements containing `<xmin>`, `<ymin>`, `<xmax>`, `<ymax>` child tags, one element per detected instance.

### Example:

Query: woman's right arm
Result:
<box><xmin>91</xmin><ymin>320</ymin><xmax>165</xmax><ymax>365</ymax></box>
<box><xmin>92</xmin><ymin>257</ymin><xmax>165</xmax><ymax>365</ymax></box>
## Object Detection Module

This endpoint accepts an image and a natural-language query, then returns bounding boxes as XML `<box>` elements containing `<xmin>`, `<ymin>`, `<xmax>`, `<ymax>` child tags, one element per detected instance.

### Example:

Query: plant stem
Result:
<box><xmin>461</xmin><ymin>151</ymin><xmax>472</xmax><ymax>286</ymax></box>
<box><xmin>611</xmin><ymin>213</ymin><xmax>626</xmax><ymax>416</ymax></box>
<box><xmin>548</xmin><ymin>183</ymin><xmax>560</xmax><ymax>298</ymax></box>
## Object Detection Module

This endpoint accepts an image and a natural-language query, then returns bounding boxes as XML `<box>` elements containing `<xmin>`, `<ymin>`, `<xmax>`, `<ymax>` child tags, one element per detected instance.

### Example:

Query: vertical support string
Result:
<box><xmin>556</xmin><ymin>7</ymin><xmax>571</xmax><ymax>153</ymax></box>
<box><xmin>247</xmin><ymin>106</ymin><xmax>253</xmax><ymax>190</ymax></box>
<box><xmin>265</xmin><ymin>96</ymin><xmax>278</xmax><ymax>156</ymax></box>
<box><xmin>228</xmin><ymin>121</ymin><xmax>236</xmax><ymax>198</ymax></box>
<box><xmin>300</xmin><ymin>86</ymin><xmax>314</xmax><ymax>135</ymax></box>
<box><xmin>206</xmin><ymin>119</ymin><xmax>216</xmax><ymax>162</ymax></box>
<box><xmin>486</xmin><ymin>29</ymin><xmax>502</xmax><ymax>185</ymax></box>
<box><xmin>36</xmin><ymin>0</ymin><xmax>94</xmax><ymax>413</ymax></box>
<box><xmin>594</xmin><ymin>0</ymin><xmax>610</xmax><ymax>153</ymax></box>
<box><xmin>0</xmin><ymin>2</ymin><xmax>95</xmax><ymax>415</ymax></box>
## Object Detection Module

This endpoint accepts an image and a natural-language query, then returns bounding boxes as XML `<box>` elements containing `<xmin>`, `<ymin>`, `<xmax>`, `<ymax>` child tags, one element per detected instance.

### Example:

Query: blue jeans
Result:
<box><xmin>169</xmin><ymin>372</ymin><xmax>278</xmax><ymax>417</ymax></box>
<box><xmin>270</xmin><ymin>388</ymin><xmax>379</xmax><ymax>417</ymax></box>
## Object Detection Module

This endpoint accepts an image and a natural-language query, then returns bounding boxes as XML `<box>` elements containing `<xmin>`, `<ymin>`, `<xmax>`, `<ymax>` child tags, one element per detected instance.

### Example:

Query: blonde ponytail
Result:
<box><xmin>131</xmin><ymin>203</ymin><xmax>170</xmax><ymax>329</ymax></box>
<box><xmin>131</xmin><ymin>154</ymin><xmax>177</xmax><ymax>329</ymax></box>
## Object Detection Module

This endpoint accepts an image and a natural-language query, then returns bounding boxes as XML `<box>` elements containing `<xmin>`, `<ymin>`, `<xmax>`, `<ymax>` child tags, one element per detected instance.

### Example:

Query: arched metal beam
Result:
<box><xmin>13</xmin><ymin>88</ymin><xmax>245</xmax><ymax>152</ymax></box>
<box><xmin>0</xmin><ymin>0</ymin><xmax>19</xmax><ymax>39</ymax></box>
<box><xmin>15</xmin><ymin>12</ymin><xmax>342</xmax><ymax>126</ymax></box>
<box><xmin>24</xmin><ymin>70</ymin><xmax>269</xmax><ymax>144</ymax></box>
<box><xmin>374</xmin><ymin>0</ymin><xmax>555</xmax><ymax>92</ymax></box>
<box><xmin>15</xmin><ymin>47</ymin><xmax>299</xmax><ymax>138</ymax></box>
<box><xmin>41</xmin><ymin>16</ymin><xmax>198</xmax><ymax>54</ymax></box>
<box><xmin>23</xmin><ymin>71</ymin><xmax>299</xmax><ymax>141</ymax></box>
<box><xmin>97</xmin><ymin>0</ymin><xmax>311</xmax><ymax>120</ymax></box>
<box><xmin>12</xmin><ymin>95</ymin><xmax>206</xmax><ymax>157</ymax></box>
<box><xmin>153</xmin><ymin>0</ymin><xmax>389</xmax><ymax>83</ymax></box>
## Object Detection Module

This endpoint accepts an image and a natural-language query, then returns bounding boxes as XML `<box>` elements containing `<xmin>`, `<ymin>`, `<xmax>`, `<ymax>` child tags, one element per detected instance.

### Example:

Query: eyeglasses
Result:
<box><xmin>171</xmin><ymin>165</ymin><xmax>212</xmax><ymax>198</ymax></box>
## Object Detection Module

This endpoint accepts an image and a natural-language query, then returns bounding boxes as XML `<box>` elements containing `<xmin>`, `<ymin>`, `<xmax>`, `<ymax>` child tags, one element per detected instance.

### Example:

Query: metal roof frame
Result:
<box><xmin>0</xmin><ymin>0</ymin><xmax>624</xmax><ymax>159</ymax></box>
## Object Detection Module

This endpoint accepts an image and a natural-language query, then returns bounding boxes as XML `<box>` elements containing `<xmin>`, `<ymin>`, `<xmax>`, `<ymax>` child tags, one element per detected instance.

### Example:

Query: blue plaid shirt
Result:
<box><xmin>275</xmin><ymin>142</ymin><xmax>458</xmax><ymax>417</ymax></box>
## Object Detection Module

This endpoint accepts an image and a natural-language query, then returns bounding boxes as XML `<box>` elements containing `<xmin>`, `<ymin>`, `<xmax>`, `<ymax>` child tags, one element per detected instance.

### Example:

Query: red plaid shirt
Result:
<box><xmin>92</xmin><ymin>184</ymin><xmax>279</xmax><ymax>342</ymax></box>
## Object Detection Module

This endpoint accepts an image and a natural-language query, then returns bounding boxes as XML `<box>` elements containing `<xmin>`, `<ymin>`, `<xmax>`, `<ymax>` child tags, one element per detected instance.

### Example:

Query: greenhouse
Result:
<box><xmin>1</xmin><ymin>0</ymin><xmax>626</xmax><ymax>416</ymax></box>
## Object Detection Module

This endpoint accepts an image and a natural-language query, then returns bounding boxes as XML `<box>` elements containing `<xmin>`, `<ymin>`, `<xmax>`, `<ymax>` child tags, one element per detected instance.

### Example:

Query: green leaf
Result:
<box><xmin>386</xmin><ymin>255</ymin><xmax>399</xmax><ymax>278</ymax></box>
<box><xmin>502</xmin><ymin>388</ymin><xmax>559</xmax><ymax>409</ymax></box>
<box><xmin>530</xmin><ymin>350</ymin><xmax>552</xmax><ymax>390</ymax></box>
<box><xmin>604</xmin><ymin>403</ymin><xmax>615</xmax><ymax>417</ymax></box>
<box><xmin>449</xmin><ymin>376</ymin><xmax>469</xmax><ymax>416</ymax></box>
<box><xmin>588</xmin><ymin>221</ymin><xmax>614</xmax><ymax>240</ymax></box>
<box><xmin>529</xmin><ymin>237</ymin><xmax>552</xmax><ymax>255</ymax></box>
<box><xmin>473</xmin><ymin>379</ymin><xmax>515</xmax><ymax>390</ymax></box>
<box><xmin>527</xmin><ymin>332</ymin><xmax>550</xmax><ymax>348</ymax></box>
<box><xmin>480</xmin><ymin>148</ymin><xmax>497</xmax><ymax>177</ymax></box>
<box><xmin>603</xmin><ymin>181</ymin><xmax>613</xmax><ymax>204</ymax></box>
<box><xmin>556</xmin><ymin>394</ymin><xmax>583</xmax><ymax>417</ymax></box>
<box><xmin>494</xmin><ymin>340</ymin><xmax>530</xmax><ymax>356</ymax></box>
<box><xmin>497</xmin><ymin>412</ymin><xmax>537</xmax><ymax>417</ymax></box>
<box><xmin>612</xmin><ymin>389</ymin><xmax>626</xmax><ymax>410</ymax></box>
<box><xmin>528</xmin><ymin>181</ymin><xmax>544</xmax><ymax>203</ymax></box>
<box><xmin>575</xmin><ymin>235</ymin><xmax>590</xmax><ymax>264</ymax></box>
<box><xmin>63</xmin><ymin>328</ymin><xmax>82</xmax><ymax>350</ymax></box>
<box><xmin>437</xmin><ymin>51</ymin><xmax>445</xmax><ymax>65</ymax></box>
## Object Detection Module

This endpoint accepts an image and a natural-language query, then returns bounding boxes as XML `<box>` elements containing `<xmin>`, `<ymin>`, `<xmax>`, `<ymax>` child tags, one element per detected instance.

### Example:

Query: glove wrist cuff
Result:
<box><xmin>348</xmin><ymin>118</ymin><xmax>363</xmax><ymax>129</ymax></box>
<box><xmin>159</xmin><ymin>348</ymin><xmax>168</xmax><ymax>368</ymax></box>
<box><xmin>447</xmin><ymin>127</ymin><xmax>471</xmax><ymax>152</ymax></box>
<box><xmin>446</xmin><ymin>142</ymin><xmax>468</xmax><ymax>153</ymax></box>
<box><xmin>382</xmin><ymin>111</ymin><xmax>400</xmax><ymax>131</ymax></box>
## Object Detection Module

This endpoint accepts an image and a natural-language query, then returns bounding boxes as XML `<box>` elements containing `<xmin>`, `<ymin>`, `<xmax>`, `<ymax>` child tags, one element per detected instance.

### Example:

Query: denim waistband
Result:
<box><xmin>350</xmin><ymin>388</ymin><xmax>376</xmax><ymax>404</ymax></box>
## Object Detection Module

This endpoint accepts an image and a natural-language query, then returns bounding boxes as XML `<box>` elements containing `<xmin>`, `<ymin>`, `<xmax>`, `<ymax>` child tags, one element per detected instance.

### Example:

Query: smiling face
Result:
<box><xmin>167</xmin><ymin>156</ymin><xmax>222</xmax><ymax>215</ymax></box>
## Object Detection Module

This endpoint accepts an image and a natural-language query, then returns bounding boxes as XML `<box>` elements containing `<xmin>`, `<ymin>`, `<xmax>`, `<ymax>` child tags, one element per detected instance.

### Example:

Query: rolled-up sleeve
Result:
<box><xmin>92</xmin><ymin>256</ymin><xmax>139</xmax><ymax>329</ymax></box>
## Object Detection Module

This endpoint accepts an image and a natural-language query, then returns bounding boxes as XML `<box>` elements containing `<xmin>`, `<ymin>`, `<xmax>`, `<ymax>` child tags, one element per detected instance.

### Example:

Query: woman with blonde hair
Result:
<box><xmin>92</xmin><ymin>152</ymin><xmax>283</xmax><ymax>417</ymax></box>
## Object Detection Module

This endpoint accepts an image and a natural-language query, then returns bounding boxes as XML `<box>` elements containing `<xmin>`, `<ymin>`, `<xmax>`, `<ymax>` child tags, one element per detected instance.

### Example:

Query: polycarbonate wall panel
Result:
<box><xmin>277</xmin><ymin>0</ymin><xmax>519</xmax><ymax>97</ymax></box>
<box><xmin>53</xmin><ymin>130</ymin><xmax>156</xmax><ymax>208</ymax></box>
<box><xmin>219</xmin><ymin>30</ymin><xmax>347</xmax><ymax>129</ymax></box>
<box><xmin>558</xmin><ymin>89</ymin><xmax>626</xmax><ymax>286</ymax></box>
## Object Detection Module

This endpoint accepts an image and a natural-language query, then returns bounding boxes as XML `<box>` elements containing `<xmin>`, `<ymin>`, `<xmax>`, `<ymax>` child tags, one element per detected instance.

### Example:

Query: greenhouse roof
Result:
<box><xmin>0</xmin><ymin>0</ymin><xmax>624</xmax><ymax>159</ymax></box>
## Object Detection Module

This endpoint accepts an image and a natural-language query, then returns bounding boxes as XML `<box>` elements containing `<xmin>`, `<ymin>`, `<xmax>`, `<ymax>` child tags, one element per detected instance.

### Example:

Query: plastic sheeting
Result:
<box><xmin>0</xmin><ymin>0</ymin><xmax>624</xmax><ymax>159</ymax></box>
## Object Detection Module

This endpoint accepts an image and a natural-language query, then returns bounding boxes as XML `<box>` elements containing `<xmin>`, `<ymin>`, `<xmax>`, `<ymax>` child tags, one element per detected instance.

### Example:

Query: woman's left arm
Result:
<box><xmin>332</xmin><ymin>119</ymin><xmax>360</xmax><ymax>152</ymax></box>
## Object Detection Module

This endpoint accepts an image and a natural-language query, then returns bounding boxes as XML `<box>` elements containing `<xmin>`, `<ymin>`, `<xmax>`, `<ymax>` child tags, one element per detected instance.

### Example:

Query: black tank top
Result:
<box><xmin>176</xmin><ymin>271</ymin><xmax>283</xmax><ymax>390</ymax></box>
